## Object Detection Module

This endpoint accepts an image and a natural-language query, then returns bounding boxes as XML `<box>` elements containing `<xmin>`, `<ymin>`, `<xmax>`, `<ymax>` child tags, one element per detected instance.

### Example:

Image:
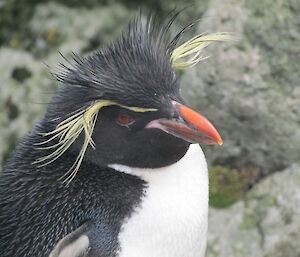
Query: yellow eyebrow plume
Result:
<box><xmin>171</xmin><ymin>33</ymin><xmax>233</xmax><ymax>70</ymax></box>
<box><xmin>34</xmin><ymin>100</ymin><xmax>156</xmax><ymax>185</ymax></box>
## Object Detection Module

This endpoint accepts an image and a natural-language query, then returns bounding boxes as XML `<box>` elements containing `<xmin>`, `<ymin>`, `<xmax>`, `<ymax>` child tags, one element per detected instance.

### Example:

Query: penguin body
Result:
<box><xmin>113</xmin><ymin>144</ymin><xmax>208</xmax><ymax>257</ymax></box>
<box><xmin>0</xmin><ymin>12</ymin><xmax>226</xmax><ymax>257</ymax></box>
<box><xmin>0</xmin><ymin>128</ymin><xmax>145</xmax><ymax>257</ymax></box>
<box><xmin>0</xmin><ymin>131</ymin><xmax>207</xmax><ymax>257</ymax></box>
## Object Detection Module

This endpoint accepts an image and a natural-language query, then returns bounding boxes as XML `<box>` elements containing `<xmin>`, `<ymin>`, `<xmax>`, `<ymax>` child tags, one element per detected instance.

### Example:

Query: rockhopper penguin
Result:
<box><xmin>0</xmin><ymin>12</ymin><xmax>230</xmax><ymax>257</ymax></box>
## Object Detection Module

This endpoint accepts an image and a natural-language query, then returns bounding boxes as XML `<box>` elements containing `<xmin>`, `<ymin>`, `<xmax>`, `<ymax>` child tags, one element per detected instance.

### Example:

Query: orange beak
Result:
<box><xmin>146</xmin><ymin>101</ymin><xmax>223</xmax><ymax>145</ymax></box>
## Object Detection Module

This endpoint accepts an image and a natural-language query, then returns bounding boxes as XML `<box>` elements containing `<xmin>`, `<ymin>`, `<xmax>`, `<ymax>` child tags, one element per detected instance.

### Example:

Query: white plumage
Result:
<box><xmin>109</xmin><ymin>144</ymin><xmax>209</xmax><ymax>257</ymax></box>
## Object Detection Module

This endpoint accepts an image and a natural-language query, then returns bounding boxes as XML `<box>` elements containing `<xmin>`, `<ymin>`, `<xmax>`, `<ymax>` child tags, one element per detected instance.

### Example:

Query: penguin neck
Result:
<box><xmin>108</xmin><ymin>144</ymin><xmax>208</xmax><ymax>187</ymax></box>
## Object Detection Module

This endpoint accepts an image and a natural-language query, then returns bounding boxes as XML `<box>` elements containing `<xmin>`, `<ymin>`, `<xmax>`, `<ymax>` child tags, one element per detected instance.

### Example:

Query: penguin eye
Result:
<box><xmin>116</xmin><ymin>113</ymin><xmax>135</xmax><ymax>126</ymax></box>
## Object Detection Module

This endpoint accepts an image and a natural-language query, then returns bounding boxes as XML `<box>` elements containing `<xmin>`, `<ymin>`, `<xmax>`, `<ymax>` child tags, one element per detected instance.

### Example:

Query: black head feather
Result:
<box><xmin>0</xmin><ymin>11</ymin><xmax>232</xmax><ymax>257</ymax></box>
<box><xmin>48</xmin><ymin>11</ymin><xmax>194</xmax><ymax>122</ymax></box>
<box><xmin>36</xmin><ymin>11</ymin><xmax>233</xmax><ymax>180</ymax></box>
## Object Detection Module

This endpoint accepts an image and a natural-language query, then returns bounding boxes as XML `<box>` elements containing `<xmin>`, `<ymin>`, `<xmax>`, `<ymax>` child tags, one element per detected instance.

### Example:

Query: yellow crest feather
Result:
<box><xmin>35</xmin><ymin>100</ymin><xmax>156</xmax><ymax>184</ymax></box>
<box><xmin>171</xmin><ymin>33</ymin><xmax>233</xmax><ymax>69</ymax></box>
<box><xmin>34</xmin><ymin>32</ymin><xmax>233</xmax><ymax>185</ymax></box>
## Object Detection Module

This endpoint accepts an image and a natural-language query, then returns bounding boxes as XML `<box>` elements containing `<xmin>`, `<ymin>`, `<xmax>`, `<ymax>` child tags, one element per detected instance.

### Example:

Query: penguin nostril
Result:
<box><xmin>160</xmin><ymin>97</ymin><xmax>181</xmax><ymax>120</ymax></box>
<box><xmin>170</xmin><ymin>100</ymin><xmax>181</xmax><ymax>120</ymax></box>
<box><xmin>172</xmin><ymin>109</ymin><xmax>180</xmax><ymax>120</ymax></box>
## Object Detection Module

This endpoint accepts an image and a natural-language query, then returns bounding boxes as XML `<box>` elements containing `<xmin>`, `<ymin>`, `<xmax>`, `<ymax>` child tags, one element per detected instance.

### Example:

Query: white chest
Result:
<box><xmin>110</xmin><ymin>144</ymin><xmax>209</xmax><ymax>257</ymax></box>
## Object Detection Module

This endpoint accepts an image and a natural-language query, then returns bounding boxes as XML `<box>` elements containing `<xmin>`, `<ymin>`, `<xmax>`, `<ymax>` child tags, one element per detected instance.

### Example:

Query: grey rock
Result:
<box><xmin>0</xmin><ymin>48</ymin><xmax>51</xmax><ymax>169</ymax></box>
<box><xmin>29</xmin><ymin>2</ymin><xmax>132</xmax><ymax>57</ymax></box>
<box><xmin>207</xmin><ymin>163</ymin><xmax>300</xmax><ymax>257</ymax></box>
<box><xmin>181</xmin><ymin>0</ymin><xmax>300</xmax><ymax>175</ymax></box>
<box><xmin>0</xmin><ymin>0</ymin><xmax>299</xmax><ymax>255</ymax></box>
<box><xmin>0</xmin><ymin>2</ymin><xmax>132</xmax><ymax>170</ymax></box>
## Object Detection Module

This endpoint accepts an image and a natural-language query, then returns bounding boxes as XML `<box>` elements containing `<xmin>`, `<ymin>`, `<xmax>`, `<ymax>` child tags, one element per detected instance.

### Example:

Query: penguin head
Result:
<box><xmin>38</xmin><ymin>13</ymin><xmax>229</xmax><ymax>181</ymax></box>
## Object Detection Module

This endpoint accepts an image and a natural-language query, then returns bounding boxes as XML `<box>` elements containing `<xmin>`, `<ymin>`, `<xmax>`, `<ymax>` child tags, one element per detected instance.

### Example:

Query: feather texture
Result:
<box><xmin>35</xmin><ymin>100</ymin><xmax>156</xmax><ymax>184</ymax></box>
<box><xmin>171</xmin><ymin>33</ymin><xmax>233</xmax><ymax>69</ymax></box>
<box><xmin>34</xmin><ymin>13</ymin><xmax>233</xmax><ymax>184</ymax></box>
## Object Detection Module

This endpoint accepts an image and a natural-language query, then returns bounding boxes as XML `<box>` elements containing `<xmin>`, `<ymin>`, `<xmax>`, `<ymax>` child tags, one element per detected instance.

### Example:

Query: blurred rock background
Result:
<box><xmin>0</xmin><ymin>0</ymin><xmax>299</xmax><ymax>256</ymax></box>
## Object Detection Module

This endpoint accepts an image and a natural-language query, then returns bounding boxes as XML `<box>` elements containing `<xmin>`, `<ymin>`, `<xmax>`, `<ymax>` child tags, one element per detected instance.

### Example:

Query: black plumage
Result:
<box><xmin>0</xmin><ymin>11</ymin><xmax>228</xmax><ymax>257</ymax></box>
<box><xmin>0</xmin><ymin>12</ymin><xmax>191</xmax><ymax>257</ymax></box>
<box><xmin>0</xmin><ymin>129</ymin><xmax>145</xmax><ymax>257</ymax></box>
<box><xmin>50</xmin><ymin>13</ymin><xmax>184</xmax><ymax>120</ymax></box>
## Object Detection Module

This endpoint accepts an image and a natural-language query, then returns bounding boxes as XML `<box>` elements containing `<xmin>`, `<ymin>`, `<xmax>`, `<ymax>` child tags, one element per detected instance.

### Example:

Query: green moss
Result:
<box><xmin>265</xmin><ymin>195</ymin><xmax>276</xmax><ymax>206</ymax></box>
<box><xmin>206</xmin><ymin>239</ymin><xmax>219</xmax><ymax>257</ymax></box>
<box><xmin>44</xmin><ymin>28</ymin><xmax>61</xmax><ymax>45</ymax></box>
<box><xmin>239</xmin><ymin>213</ymin><xmax>256</xmax><ymax>230</ymax></box>
<box><xmin>209</xmin><ymin>166</ymin><xmax>249</xmax><ymax>208</ymax></box>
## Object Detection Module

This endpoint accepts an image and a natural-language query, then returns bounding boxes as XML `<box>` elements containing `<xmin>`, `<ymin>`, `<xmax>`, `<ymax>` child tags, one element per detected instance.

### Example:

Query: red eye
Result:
<box><xmin>116</xmin><ymin>113</ymin><xmax>135</xmax><ymax>126</ymax></box>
